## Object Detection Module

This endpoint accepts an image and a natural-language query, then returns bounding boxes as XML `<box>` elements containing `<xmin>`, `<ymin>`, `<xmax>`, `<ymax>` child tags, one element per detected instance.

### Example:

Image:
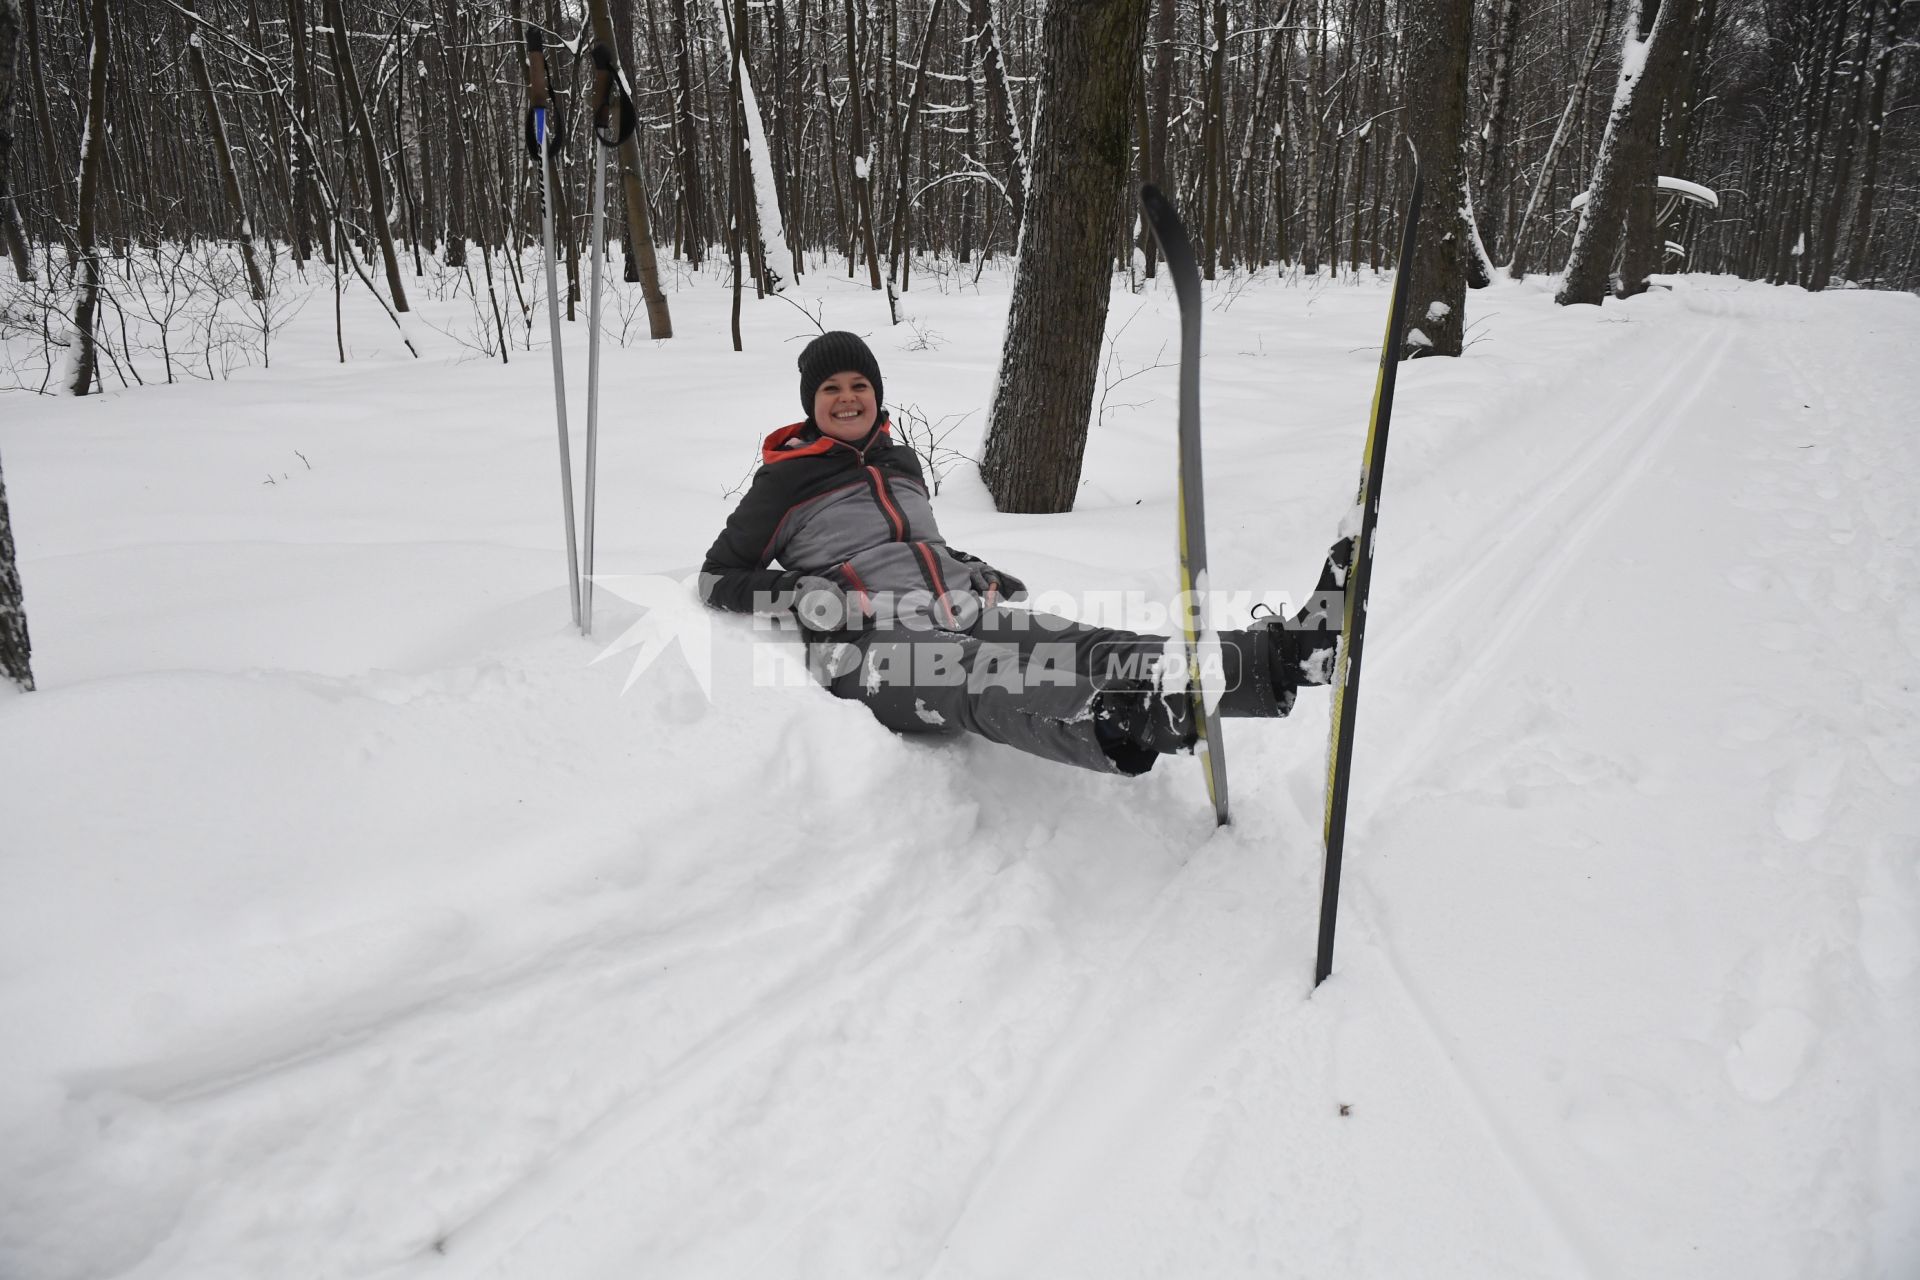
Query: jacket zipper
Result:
<box><xmin>913</xmin><ymin>541</ymin><xmax>958</xmax><ymax>627</ymax></box>
<box><xmin>865</xmin><ymin>466</ymin><xmax>908</xmax><ymax>541</ymax></box>
<box><xmin>855</xmin><ymin>449</ymin><xmax>954</xmax><ymax>627</ymax></box>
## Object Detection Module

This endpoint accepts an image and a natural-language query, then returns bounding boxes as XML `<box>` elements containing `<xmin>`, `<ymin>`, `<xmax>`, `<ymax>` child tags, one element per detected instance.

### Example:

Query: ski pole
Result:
<box><xmin>579</xmin><ymin>45</ymin><xmax>618</xmax><ymax>637</ymax></box>
<box><xmin>583</xmin><ymin>121</ymin><xmax>605</xmax><ymax>634</ymax></box>
<box><xmin>526</xmin><ymin>23</ymin><xmax>582</xmax><ymax>630</ymax></box>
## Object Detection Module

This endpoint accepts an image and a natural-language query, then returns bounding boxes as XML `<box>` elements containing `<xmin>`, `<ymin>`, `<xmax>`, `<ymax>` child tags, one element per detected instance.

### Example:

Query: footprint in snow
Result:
<box><xmin>1718</xmin><ymin>700</ymin><xmax>1783</xmax><ymax>746</ymax></box>
<box><xmin>1724</xmin><ymin>1008</ymin><xmax>1819</xmax><ymax>1102</ymax></box>
<box><xmin>1771</xmin><ymin>743</ymin><xmax>1846</xmax><ymax>843</ymax></box>
<box><xmin>1896</xmin><ymin>600</ymin><xmax>1920</xmax><ymax>660</ymax></box>
<box><xmin>1857</xmin><ymin>896</ymin><xmax>1920</xmax><ymax>987</ymax></box>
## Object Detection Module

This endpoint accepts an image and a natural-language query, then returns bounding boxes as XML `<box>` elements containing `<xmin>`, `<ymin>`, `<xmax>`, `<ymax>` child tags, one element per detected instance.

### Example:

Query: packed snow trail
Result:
<box><xmin>1</xmin><ymin>270</ymin><xmax>1916</xmax><ymax>1280</ymax></box>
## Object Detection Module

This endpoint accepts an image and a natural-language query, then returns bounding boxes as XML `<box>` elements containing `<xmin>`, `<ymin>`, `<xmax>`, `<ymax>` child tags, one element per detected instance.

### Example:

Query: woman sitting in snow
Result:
<box><xmin>700</xmin><ymin>331</ymin><xmax>1344</xmax><ymax>776</ymax></box>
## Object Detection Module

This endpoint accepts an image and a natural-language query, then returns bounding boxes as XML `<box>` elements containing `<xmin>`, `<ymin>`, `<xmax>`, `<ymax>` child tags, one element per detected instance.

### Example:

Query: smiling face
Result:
<box><xmin>813</xmin><ymin>370</ymin><xmax>879</xmax><ymax>442</ymax></box>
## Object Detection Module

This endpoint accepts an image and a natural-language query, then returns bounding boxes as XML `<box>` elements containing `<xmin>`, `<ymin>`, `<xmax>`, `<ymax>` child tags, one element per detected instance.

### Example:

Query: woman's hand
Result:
<box><xmin>965</xmin><ymin>563</ymin><xmax>1027</xmax><ymax>605</ymax></box>
<box><xmin>791</xmin><ymin>575</ymin><xmax>868</xmax><ymax>632</ymax></box>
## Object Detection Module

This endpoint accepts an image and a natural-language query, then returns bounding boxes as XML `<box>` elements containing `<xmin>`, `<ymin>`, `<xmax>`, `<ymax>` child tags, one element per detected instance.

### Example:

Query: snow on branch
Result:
<box><xmin>1569</xmin><ymin>175</ymin><xmax>1720</xmax><ymax>212</ymax></box>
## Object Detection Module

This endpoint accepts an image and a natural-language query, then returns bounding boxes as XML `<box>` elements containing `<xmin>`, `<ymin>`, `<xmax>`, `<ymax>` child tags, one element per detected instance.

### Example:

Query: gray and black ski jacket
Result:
<box><xmin>699</xmin><ymin>415</ymin><xmax>985</xmax><ymax>620</ymax></box>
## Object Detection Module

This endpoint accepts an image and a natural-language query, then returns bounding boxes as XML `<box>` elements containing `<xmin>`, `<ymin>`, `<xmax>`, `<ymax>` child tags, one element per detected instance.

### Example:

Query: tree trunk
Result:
<box><xmin>844</xmin><ymin>0</ymin><xmax>883</xmax><ymax>288</ymax></box>
<box><xmin>978</xmin><ymin>0</ymin><xmax>1146</xmax><ymax>513</ymax></box>
<box><xmin>1401</xmin><ymin>0</ymin><xmax>1472</xmax><ymax>354</ymax></box>
<box><xmin>0</xmin><ymin>445</ymin><xmax>30</xmax><ymax>692</ymax></box>
<box><xmin>435</xmin><ymin>0</ymin><xmax>467</xmax><ymax>266</ymax></box>
<box><xmin>1475</xmin><ymin>0</ymin><xmax>1524</xmax><ymax>256</ymax></box>
<box><xmin>967</xmin><ymin>0</ymin><xmax>1026</xmax><ymax>231</ymax></box>
<box><xmin>666</xmin><ymin>0</ymin><xmax>706</xmax><ymax>263</ymax></box>
<box><xmin>323</xmin><ymin>0</ymin><xmax>408</xmax><ymax>311</ymax></box>
<box><xmin>585</xmin><ymin>0</ymin><xmax>673</xmax><ymax>334</ymax></box>
<box><xmin>1846</xmin><ymin>0</ymin><xmax>1902</xmax><ymax>282</ymax></box>
<box><xmin>1556</xmin><ymin>0</ymin><xmax>1694</xmax><ymax>307</ymax></box>
<box><xmin>286</xmin><ymin>0</ymin><xmax>326</xmax><ymax>265</ymax></box>
<box><xmin>187</xmin><ymin>34</ymin><xmax>268</xmax><ymax>300</ymax></box>
<box><xmin>885</xmin><ymin>0</ymin><xmax>946</xmax><ymax>292</ymax></box>
<box><xmin>819</xmin><ymin>61</ymin><xmax>853</xmax><ymax>269</ymax></box>
<box><xmin>67</xmin><ymin>0</ymin><xmax>109</xmax><ymax>396</ymax></box>
<box><xmin>1143</xmin><ymin>0</ymin><xmax>1172</xmax><ymax>274</ymax></box>
<box><xmin>20</xmin><ymin>0</ymin><xmax>67</xmax><ymax>235</ymax></box>
<box><xmin>0</xmin><ymin>0</ymin><xmax>30</xmax><ymax>280</ymax></box>
<box><xmin>1793</xmin><ymin>2</ymin><xmax>1848</xmax><ymax>287</ymax></box>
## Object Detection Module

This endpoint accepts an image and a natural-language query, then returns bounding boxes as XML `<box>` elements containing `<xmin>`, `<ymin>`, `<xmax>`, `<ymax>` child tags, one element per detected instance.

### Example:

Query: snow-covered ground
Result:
<box><xmin>2</xmin><ymin>255</ymin><xmax>1917</xmax><ymax>1279</ymax></box>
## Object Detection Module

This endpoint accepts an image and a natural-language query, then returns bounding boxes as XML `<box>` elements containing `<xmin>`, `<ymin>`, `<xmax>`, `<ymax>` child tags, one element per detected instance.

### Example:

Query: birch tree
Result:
<box><xmin>66</xmin><ymin>0</ymin><xmax>109</xmax><ymax>396</ymax></box>
<box><xmin>1</xmin><ymin>0</ymin><xmax>31</xmax><ymax>280</ymax></box>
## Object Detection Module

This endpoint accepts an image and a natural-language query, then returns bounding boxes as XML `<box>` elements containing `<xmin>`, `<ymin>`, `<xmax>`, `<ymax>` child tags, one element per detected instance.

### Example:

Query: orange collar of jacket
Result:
<box><xmin>761</xmin><ymin>414</ymin><xmax>892</xmax><ymax>464</ymax></box>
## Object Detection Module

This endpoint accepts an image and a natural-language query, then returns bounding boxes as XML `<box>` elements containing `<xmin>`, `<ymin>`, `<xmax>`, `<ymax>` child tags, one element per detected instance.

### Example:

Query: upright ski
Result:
<box><xmin>1140</xmin><ymin>185</ymin><xmax>1229</xmax><ymax>827</ymax></box>
<box><xmin>1315</xmin><ymin>145</ymin><xmax>1423</xmax><ymax>986</ymax></box>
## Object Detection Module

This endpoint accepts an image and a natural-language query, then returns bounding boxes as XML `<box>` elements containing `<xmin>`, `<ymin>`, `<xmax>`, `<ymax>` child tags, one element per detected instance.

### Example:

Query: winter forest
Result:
<box><xmin>2</xmin><ymin>0</ymin><xmax>1919</xmax><ymax>1276</ymax></box>
<box><xmin>1</xmin><ymin>0</ymin><xmax>1917</xmax><ymax>399</ymax></box>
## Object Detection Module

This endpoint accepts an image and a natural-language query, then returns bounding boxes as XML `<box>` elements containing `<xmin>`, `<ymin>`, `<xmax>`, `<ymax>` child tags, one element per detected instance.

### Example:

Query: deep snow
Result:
<box><xmin>2</xmin><ymin>252</ymin><xmax>1917</xmax><ymax>1279</ymax></box>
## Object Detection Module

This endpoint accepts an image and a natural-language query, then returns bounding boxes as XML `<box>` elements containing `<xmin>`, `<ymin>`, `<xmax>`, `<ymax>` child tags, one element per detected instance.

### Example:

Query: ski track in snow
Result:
<box><xmin>3</xmin><ymin>272</ymin><xmax>1918</xmax><ymax>1280</ymax></box>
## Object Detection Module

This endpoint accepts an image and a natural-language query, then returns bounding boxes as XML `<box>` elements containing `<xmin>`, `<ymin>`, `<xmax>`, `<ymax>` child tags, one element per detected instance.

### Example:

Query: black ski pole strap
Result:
<box><xmin>589</xmin><ymin>43</ymin><xmax>637</xmax><ymax>147</ymax></box>
<box><xmin>524</xmin><ymin>24</ymin><xmax>565</xmax><ymax>159</ymax></box>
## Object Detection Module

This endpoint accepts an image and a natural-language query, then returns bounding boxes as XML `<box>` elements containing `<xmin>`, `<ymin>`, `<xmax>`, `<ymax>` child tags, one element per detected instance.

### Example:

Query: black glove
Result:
<box><xmin>948</xmin><ymin>549</ymin><xmax>1027</xmax><ymax>604</ymax></box>
<box><xmin>789</xmin><ymin>574</ymin><xmax>867</xmax><ymax>632</ymax></box>
<box><xmin>972</xmin><ymin>563</ymin><xmax>1026</xmax><ymax>604</ymax></box>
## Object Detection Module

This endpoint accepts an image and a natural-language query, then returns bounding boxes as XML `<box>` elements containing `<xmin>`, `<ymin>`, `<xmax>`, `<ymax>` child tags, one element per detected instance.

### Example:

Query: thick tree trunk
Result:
<box><xmin>1847</xmin><ymin>0</ymin><xmax>1902</xmax><ymax>282</ymax></box>
<box><xmin>1812</xmin><ymin>0</ymin><xmax>1874</xmax><ymax>288</ymax></box>
<box><xmin>1617</xmin><ymin>155</ymin><xmax>1660</xmax><ymax>291</ymax></box>
<box><xmin>1556</xmin><ymin>0</ymin><xmax>1694</xmax><ymax>307</ymax></box>
<box><xmin>1475</xmin><ymin>0</ymin><xmax>1524</xmax><ymax>255</ymax></box>
<box><xmin>1621</xmin><ymin>0</ymin><xmax>1705</xmax><ymax>295</ymax></box>
<box><xmin>0</xmin><ymin>446</ymin><xmax>30</xmax><ymax>692</ymax></box>
<box><xmin>286</xmin><ymin>0</ymin><xmax>325</xmax><ymax>266</ymax></box>
<box><xmin>585</xmin><ymin>0</ymin><xmax>672</xmax><ymax>335</ymax></box>
<box><xmin>434</xmin><ymin>0</ymin><xmax>467</xmax><ymax>266</ymax></box>
<box><xmin>1401</xmin><ymin>0</ymin><xmax>1472</xmax><ymax>355</ymax></box>
<box><xmin>978</xmin><ymin>0</ymin><xmax>1146</xmax><ymax>513</ymax></box>
<box><xmin>1792</xmin><ymin>3</ymin><xmax>1847</xmax><ymax>287</ymax></box>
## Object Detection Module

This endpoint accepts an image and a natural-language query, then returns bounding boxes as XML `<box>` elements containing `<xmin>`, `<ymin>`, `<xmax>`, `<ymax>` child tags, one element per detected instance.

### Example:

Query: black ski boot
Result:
<box><xmin>1093</xmin><ymin>683</ymin><xmax>1194</xmax><ymax>775</ymax></box>
<box><xmin>1252</xmin><ymin>536</ymin><xmax>1350</xmax><ymax>689</ymax></box>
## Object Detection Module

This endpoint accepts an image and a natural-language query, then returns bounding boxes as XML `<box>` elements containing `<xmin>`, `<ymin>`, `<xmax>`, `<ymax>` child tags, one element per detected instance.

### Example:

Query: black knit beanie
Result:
<box><xmin>798</xmin><ymin>331</ymin><xmax>884</xmax><ymax>421</ymax></box>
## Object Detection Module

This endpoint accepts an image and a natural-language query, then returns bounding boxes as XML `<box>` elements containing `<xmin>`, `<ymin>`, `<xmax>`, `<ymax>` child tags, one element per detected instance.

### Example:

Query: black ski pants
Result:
<box><xmin>806</xmin><ymin>604</ymin><xmax>1294</xmax><ymax>775</ymax></box>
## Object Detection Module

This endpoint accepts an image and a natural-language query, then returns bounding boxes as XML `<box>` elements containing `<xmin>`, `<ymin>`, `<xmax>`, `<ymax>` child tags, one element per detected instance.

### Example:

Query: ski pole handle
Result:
<box><xmin>525</xmin><ymin>24</ymin><xmax>550</xmax><ymax>108</ymax></box>
<box><xmin>587</xmin><ymin>42</ymin><xmax>637</xmax><ymax>146</ymax></box>
<box><xmin>590</xmin><ymin>43</ymin><xmax>614</xmax><ymax>132</ymax></box>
